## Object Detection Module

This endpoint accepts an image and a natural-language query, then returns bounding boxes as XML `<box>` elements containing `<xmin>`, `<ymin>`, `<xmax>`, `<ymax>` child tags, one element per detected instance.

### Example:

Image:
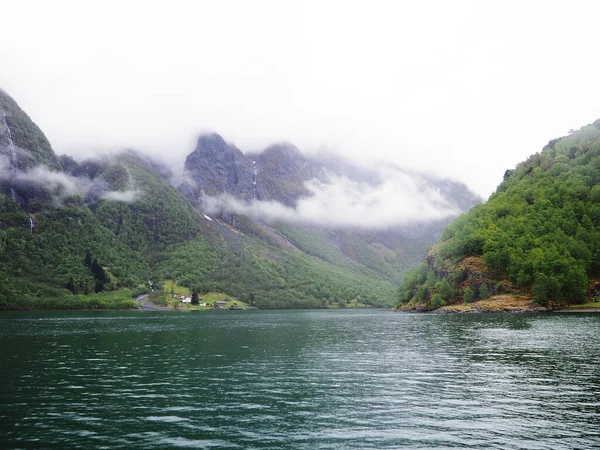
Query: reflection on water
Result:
<box><xmin>1</xmin><ymin>310</ymin><xmax>599</xmax><ymax>448</ymax></box>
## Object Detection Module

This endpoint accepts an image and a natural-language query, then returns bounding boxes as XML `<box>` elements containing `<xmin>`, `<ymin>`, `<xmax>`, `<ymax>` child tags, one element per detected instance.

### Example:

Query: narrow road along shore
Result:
<box><xmin>134</xmin><ymin>294</ymin><xmax>171</xmax><ymax>311</ymax></box>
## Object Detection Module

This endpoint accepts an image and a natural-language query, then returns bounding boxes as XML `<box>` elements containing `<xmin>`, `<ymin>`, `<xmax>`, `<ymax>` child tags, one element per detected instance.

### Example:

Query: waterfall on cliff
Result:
<box><xmin>2</xmin><ymin>113</ymin><xmax>17</xmax><ymax>168</ymax></box>
<box><xmin>252</xmin><ymin>161</ymin><xmax>257</xmax><ymax>200</ymax></box>
<box><xmin>2</xmin><ymin>112</ymin><xmax>18</xmax><ymax>200</ymax></box>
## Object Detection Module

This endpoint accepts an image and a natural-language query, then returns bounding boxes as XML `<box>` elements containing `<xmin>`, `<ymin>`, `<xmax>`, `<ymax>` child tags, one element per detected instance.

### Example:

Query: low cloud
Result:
<box><xmin>0</xmin><ymin>156</ymin><xmax>143</xmax><ymax>204</ymax></box>
<box><xmin>1</xmin><ymin>155</ymin><xmax>78</xmax><ymax>198</ymax></box>
<box><xmin>100</xmin><ymin>189</ymin><xmax>143</xmax><ymax>203</ymax></box>
<box><xmin>203</xmin><ymin>167</ymin><xmax>460</xmax><ymax>229</ymax></box>
<box><xmin>14</xmin><ymin>166</ymin><xmax>79</xmax><ymax>195</ymax></box>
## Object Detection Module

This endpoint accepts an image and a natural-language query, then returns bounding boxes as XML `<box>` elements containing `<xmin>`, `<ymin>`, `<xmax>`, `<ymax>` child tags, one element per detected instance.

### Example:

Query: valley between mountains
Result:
<box><xmin>0</xmin><ymin>89</ymin><xmax>480</xmax><ymax>310</ymax></box>
<box><xmin>3</xmin><ymin>88</ymin><xmax>599</xmax><ymax>313</ymax></box>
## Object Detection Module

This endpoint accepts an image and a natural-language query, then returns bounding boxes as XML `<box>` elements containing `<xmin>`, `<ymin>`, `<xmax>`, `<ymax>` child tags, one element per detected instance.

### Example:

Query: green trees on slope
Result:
<box><xmin>398</xmin><ymin>120</ymin><xmax>600</xmax><ymax>308</ymax></box>
<box><xmin>0</xmin><ymin>197</ymin><xmax>151</xmax><ymax>308</ymax></box>
<box><xmin>93</xmin><ymin>154</ymin><xmax>201</xmax><ymax>257</ymax></box>
<box><xmin>157</xmin><ymin>235</ymin><xmax>397</xmax><ymax>309</ymax></box>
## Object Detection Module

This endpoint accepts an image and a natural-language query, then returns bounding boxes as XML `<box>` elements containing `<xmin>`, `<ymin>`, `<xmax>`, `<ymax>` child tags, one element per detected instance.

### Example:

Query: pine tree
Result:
<box><xmin>90</xmin><ymin>258</ymin><xmax>109</xmax><ymax>283</ymax></box>
<box><xmin>438</xmin><ymin>278</ymin><xmax>452</xmax><ymax>300</ymax></box>
<box><xmin>479</xmin><ymin>283</ymin><xmax>490</xmax><ymax>299</ymax></box>
<box><xmin>66</xmin><ymin>277</ymin><xmax>75</xmax><ymax>294</ymax></box>
<box><xmin>463</xmin><ymin>287</ymin><xmax>475</xmax><ymax>303</ymax></box>
<box><xmin>84</xmin><ymin>251</ymin><xmax>92</xmax><ymax>267</ymax></box>
<box><xmin>94</xmin><ymin>279</ymin><xmax>104</xmax><ymax>293</ymax></box>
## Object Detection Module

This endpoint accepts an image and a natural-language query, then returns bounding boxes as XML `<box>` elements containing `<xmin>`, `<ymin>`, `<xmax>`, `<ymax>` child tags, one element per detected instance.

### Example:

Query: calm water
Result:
<box><xmin>0</xmin><ymin>309</ymin><xmax>599</xmax><ymax>449</ymax></box>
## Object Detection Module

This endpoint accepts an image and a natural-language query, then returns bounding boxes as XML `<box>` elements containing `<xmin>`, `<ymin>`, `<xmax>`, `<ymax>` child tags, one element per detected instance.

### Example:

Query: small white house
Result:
<box><xmin>181</xmin><ymin>297</ymin><xmax>192</xmax><ymax>303</ymax></box>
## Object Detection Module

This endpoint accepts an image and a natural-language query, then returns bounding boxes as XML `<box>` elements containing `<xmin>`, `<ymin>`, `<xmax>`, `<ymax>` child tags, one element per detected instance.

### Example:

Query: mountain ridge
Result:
<box><xmin>0</xmin><ymin>89</ymin><xmax>481</xmax><ymax>309</ymax></box>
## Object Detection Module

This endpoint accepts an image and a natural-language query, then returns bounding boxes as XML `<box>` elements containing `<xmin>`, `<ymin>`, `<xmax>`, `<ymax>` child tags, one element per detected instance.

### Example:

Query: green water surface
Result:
<box><xmin>1</xmin><ymin>309</ymin><xmax>599</xmax><ymax>448</ymax></box>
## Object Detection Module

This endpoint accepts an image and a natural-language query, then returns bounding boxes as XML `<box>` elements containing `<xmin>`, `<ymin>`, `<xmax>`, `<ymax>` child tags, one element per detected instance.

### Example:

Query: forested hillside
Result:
<box><xmin>397</xmin><ymin>120</ymin><xmax>600</xmax><ymax>310</ymax></box>
<box><xmin>0</xmin><ymin>89</ymin><xmax>479</xmax><ymax>310</ymax></box>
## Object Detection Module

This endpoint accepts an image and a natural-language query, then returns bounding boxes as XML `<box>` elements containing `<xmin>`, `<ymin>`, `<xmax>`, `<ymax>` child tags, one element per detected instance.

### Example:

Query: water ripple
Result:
<box><xmin>0</xmin><ymin>310</ymin><xmax>599</xmax><ymax>448</ymax></box>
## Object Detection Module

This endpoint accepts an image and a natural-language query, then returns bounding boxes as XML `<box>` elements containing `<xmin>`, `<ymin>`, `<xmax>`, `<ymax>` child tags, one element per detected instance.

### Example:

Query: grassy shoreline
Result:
<box><xmin>0</xmin><ymin>289</ymin><xmax>141</xmax><ymax>311</ymax></box>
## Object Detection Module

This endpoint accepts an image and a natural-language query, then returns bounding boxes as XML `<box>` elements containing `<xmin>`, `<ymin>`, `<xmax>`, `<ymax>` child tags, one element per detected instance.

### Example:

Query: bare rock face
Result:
<box><xmin>183</xmin><ymin>135</ymin><xmax>320</xmax><ymax>208</ymax></box>
<box><xmin>182</xmin><ymin>132</ymin><xmax>483</xmax><ymax>218</ymax></box>
<box><xmin>183</xmin><ymin>133</ymin><xmax>254</xmax><ymax>201</ymax></box>
<box><xmin>251</xmin><ymin>143</ymin><xmax>318</xmax><ymax>207</ymax></box>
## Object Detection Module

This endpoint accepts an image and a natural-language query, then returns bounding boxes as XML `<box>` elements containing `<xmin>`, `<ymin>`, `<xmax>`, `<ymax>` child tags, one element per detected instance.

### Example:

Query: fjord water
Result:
<box><xmin>1</xmin><ymin>310</ymin><xmax>599</xmax><ymax>449</ymax></box>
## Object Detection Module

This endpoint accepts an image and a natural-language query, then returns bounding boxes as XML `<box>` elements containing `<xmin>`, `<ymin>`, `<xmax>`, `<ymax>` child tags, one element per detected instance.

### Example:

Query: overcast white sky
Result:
<box><xmin>1</xmin><ymin>0</ymin><xmax>599</xmax><ymax>198</ymax></box>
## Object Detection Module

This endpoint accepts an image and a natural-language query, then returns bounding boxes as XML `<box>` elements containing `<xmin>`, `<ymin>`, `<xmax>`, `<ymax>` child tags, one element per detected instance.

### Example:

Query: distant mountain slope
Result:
<box><xmin>0</xmin><ymin>92</ymin><xmax>151</xmax><ymax>307</ymax></box>
<box><xmin>396</xmin><ymin>119</ymin><xmax>600</xmax><ymax>310</ymax></box>
<box><xmin>180</xmin><ymin>132</ymin><xmax>482</xmax><ymax>298</ymax></box>
<box><xmin>68</xmin><ymin>151</ymin><xmax>202</xmax><ymax>256</ymax></box>
<box><xmin>0</xmin><ymin>89</ymin><xmax>481</xmax><ymax>309</ymax></box>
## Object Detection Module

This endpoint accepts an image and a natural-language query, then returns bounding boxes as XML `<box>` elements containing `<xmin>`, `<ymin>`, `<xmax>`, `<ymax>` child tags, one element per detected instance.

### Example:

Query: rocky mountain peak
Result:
<box><xmin>195</xmin><ymin>133</ymin><xmax>231</xmax><ymax>155</ymax></box>
<box><xmin>183</xmin><ymin>133</ymin><xmax>253</xmax><ymax>200</ymax></box>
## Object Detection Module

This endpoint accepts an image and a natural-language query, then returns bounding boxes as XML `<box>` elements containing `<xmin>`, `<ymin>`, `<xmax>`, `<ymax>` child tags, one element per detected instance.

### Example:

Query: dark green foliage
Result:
<box><xmin>430</xmin><ymin>293</ymin><xmax>443</xmax><ymax>309</ymax></box>
<box><xmin>0</xmin><ymin>287</ymin><xmax>139</xmax><ymax>310</ymax></box>
<box><xmin>463</xmin><ymin>287</ymin><xmax>475</xmax><ymax>303</ymax></box>
<box><xmin>94</xmin><ymin>279</ymin><xmax>104</xmax><ymax>293</ymax></box>
<box><xmin>483</xmin><ymin>248</ymin><xmax>510</xmax><ymax>278</ymax></box>
<box><xmin>66</xmin><ymin>276</ymin><xmax>75</xmax><ymax>294</ymax></box>
<box><xmin>0</xmin><ymin>196</ymin><xmax>150</xmax><ymax>308</ymax></box>
<box><xmin>437</xmin><ymin>278</ymin><xmax>453</xmax><ymax>300</ymax></box>
<box><xmin>450</xmin><ymin>269</ymin><xmax>466</xmax><ymax>284</ymax></box>
<box><xmin>479</xmin><ymin>283</ymin><xmax>490</xmax><ymax>299</ymax></box>
<box><xmin>94</xmin><ymin>153</ymin><xmax>200</xmax><ymax>257</ymax></box>
<box><xmin>191</xmin><ymin>290</ymin><xmax>199</xmax><ymax>305</ymax></box>
<box><xmin>415</xmin><ymin>284</ymin><xmax>429</xmax><ymax>303</ymax></box>
<box><xmin>396</xmin><ymin>262</ymin><xmax>428</xmax><ymax>304</ymax></box>
<box><xmin>532</xmin><ymin>273</ymin><xmax>561</xmax><ymax>304</ymax></box>
<box><xmin>90</xmin><ymin>258</ymin><xmax>108</xmax><ymax>284</ymax></box>
<box><xmin>426</xmin><ymin>270</ymin><xmax>437</xmax><ymax>286</ymax></box>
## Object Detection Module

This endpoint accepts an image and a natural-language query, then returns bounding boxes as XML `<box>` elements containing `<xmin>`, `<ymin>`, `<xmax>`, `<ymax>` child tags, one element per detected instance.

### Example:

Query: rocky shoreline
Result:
<box><xmin>398</xmin><ymin>294</ymin><xmax>600</xmax><ymax>314</ymax></box>
<box><xmin>553</xmin><ymin>307</ymin><xmax>600</xmax><ymax>313</ymax></box>
<box><xmin>398</xmin><ymin>295</ymin><xmax>550</xmax><ymax>314</ymax></box>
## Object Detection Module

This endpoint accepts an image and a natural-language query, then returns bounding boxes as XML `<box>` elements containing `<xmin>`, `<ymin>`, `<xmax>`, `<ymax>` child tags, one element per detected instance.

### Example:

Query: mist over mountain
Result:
<box><xmin>0</xmin><ymin>89</ymin><xmax>481</xmax><ymax>309</ymax></box>
<box><xmin>181</xmin><ymin>132</ymin><xmax>480</xmax><ymax>229</ymax></box>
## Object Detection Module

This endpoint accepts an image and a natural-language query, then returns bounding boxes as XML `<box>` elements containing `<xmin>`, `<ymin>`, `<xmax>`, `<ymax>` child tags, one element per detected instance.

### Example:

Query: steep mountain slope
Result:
<box><xmin>0</xmin><ymin>92</ymin><xmax>153</xmax><ymax>308</ymax></box>
<box><xmin>396</xmin><ymin>120</ymin><xmax>600</xmax><ymax>310</ymax></box>
<box><xmin>171</xmin><ymin>132</ymin><xmax>482</xmax><ymax>307</ymax></box>
<box><xmin>68</xmin><ymin>151</ymin><xmax>202</xmax><ymax>256</ymax></box>
<box><xmin>181</xmin><ymin>133</ymin><xmax>481</xmax><ymax>287</ymax></box>
<box><xmin>0</xmin><ymin>89</ymin><xmax>60</xmax><ymax>169</ymax></box>
<box><xmin>0</xmin><ymin>89</ymin><xmax>481</xmax><ymax>309</ymax></box>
